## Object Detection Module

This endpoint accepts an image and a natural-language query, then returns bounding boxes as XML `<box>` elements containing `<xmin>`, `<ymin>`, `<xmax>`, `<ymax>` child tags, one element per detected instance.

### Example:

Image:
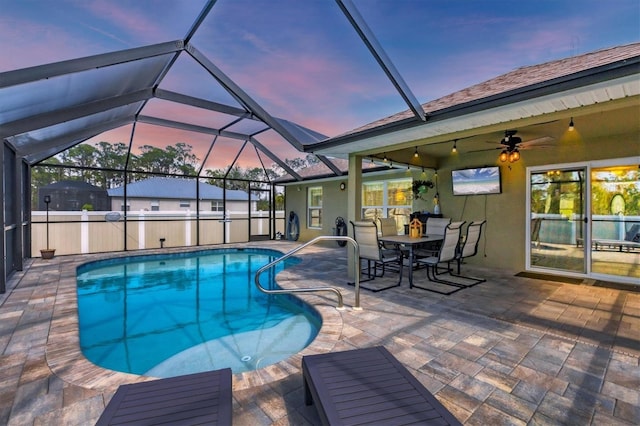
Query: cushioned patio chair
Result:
<box><xmin>350</xmin><ymin>220</ymin><xmax>403</xmax><ymax>292</ymax></box>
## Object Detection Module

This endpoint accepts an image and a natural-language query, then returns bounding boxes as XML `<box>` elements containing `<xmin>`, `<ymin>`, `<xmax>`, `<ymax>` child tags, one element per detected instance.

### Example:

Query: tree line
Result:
<box><xmin>32</xmin><ymin>141</ymin><xmax>319</xmax><ymax>209</ymax></box>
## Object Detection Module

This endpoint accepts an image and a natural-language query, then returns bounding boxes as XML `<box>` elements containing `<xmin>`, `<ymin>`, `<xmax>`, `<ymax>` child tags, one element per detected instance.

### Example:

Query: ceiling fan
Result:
<box><xmin>472</xmin><ymin>130</ymin><xmax>554</xmax><ymax>163</ymax></box>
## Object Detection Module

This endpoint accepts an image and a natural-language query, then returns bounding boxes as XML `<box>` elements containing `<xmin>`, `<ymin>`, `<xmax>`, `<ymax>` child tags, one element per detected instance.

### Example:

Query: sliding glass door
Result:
<box><xmin>529</xmin><ymin>167</ymin><xmax>587</xmax><ymax>274</ymax></box>
<box><xmin>528</xmin><ymin>158</ymin><xmax>639</xmax><ymax>283</ymax></box>
<box><xmin>590</xmin><ymin>164</ymin><xmax>639</xmax><ymax>279</ymax></box>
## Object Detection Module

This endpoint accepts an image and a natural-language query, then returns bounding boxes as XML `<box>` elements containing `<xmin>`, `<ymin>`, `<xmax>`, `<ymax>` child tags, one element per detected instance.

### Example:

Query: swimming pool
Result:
<box><xmin>76</xmin><ymin>248</ymin><xmax>320</xmax><ymax>377</ymax></box>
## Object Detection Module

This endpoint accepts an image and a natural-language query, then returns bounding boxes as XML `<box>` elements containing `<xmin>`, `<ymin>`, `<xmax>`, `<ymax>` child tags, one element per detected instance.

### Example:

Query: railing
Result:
<box><xmin>254</xmin><ymin>236</ymin><xmax>361</xmax><ymax>310</ymax></box>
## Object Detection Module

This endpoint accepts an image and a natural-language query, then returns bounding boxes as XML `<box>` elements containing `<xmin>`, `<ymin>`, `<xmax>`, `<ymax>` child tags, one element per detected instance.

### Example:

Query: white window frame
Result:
<box><xmin>307</xmin><ymin>186</ymin><xmax>323</xmax><ymax>229</ymax></box>
<box><xmin>361</xmin><ymin>178</ymin><xmax>412</xmax><ymax>218</ymax></box>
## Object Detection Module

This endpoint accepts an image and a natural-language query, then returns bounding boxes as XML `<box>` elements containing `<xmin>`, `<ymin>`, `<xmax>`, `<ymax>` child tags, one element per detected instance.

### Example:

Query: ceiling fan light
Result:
<box><xmin>499</xmin><ymin>150</ymin><xmax>508</xmax><ymax>162</ymax></box>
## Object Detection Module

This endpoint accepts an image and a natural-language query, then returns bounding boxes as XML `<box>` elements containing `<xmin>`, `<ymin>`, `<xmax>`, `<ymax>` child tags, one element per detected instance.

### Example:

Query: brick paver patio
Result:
<box><xmin>1</xmin><ymin>241</ymin><xmax>638</xmax><ymax>425</ymax></box>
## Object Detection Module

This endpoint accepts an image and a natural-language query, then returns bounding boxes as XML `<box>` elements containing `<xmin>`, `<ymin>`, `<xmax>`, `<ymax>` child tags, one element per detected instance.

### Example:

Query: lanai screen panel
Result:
<box><xmin>190</xmin><ymin>0</ymin><xmax>405</xmax><ymax>139</ymax></box>
<box><xmin>0</xmin><ymin>54</ymin><xmax>173</xmax><ymax>126</ymax></box>
<box><xmin>141</xmin><ymin>98</ymin><xmax>246</xmax><ymax>131</ymax></box>
<box><xmin>15</xmin><ymin>104</ymin><xmax>143</xmax><ymax>163</ymax></box>
<box><xmin>128</xmin><ymin>122</ymin><xmax>217</xmax><ymax>176</ymax></box>
<box><xmin>157</xmin><ymin>53</ymin><xmax>244</xmax><ymax>107</ymax></box>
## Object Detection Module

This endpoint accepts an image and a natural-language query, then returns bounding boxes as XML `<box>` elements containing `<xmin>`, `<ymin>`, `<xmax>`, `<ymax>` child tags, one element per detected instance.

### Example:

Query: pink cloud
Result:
<box><xmin>0</xmin><ymin>17</ymin><xmax>104</xmax><ymax>70</ymax></box>
<box><xmin>76</xmin><ymin>0</ymin><xmax>167</xmax><ymax>44</ymax></box>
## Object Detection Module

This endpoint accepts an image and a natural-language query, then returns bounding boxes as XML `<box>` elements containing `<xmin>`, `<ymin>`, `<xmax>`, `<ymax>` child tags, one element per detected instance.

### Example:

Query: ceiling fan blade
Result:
<box><xmin>520</xmin><ymin>136</ymin><xmax>554</xmax><ymax>146</ymax></box>
<box><xmin>518</xmin><ymin>144</ymin><xmax>555</xmax><ymax>150</ymax></box>
<box><xmin>467</xmin><ymin>146</ymin><xmax>504</xmax><ymax>153</ymax></box>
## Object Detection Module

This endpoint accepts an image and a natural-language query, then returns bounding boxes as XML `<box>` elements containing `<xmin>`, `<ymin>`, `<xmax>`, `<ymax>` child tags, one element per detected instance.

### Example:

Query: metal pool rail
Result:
<box><xmin>254</xmin><ymin>236</ymin><xmax>361</xmax><ymax>310</ymax></box>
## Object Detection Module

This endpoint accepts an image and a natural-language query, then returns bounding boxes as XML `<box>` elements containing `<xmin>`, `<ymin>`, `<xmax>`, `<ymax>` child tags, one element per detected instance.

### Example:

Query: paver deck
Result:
<box><xmin>1</xmin><ymin>241</ymin><xmax>638</xmax><ymax>425</ymax></box>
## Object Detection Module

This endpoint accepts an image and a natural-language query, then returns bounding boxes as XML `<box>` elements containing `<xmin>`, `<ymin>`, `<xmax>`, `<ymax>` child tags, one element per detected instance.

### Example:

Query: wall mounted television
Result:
<box><xmin>452</xmin><ymin>166</ymin><xmax>502</xmax><ymax>195</ymax></box>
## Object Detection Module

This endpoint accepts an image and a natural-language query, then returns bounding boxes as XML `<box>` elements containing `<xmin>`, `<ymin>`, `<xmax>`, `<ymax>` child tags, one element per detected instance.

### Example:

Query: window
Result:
<box><xmin>308</xmin><ymin>186</ymin><xmax>323</xmax><ymax>229</ymax></box>
<box><xmin>211</xmin><ymin>201</ymin><xmax>224</xmax><ymax>212</ymax></box>
<box><xmin>362</xmin><ymin>178</ymin><xmax>411</xmax><ymax>233</ymax></box>
<box><xmin>179</xmin><ymin>200</ymin><xmax>190</xmax><ymax>208</ymax></box>
<box><xmin>150</xmin><ymin>200</ymin><xmax>159</xmax><ymax>211</ymax></box>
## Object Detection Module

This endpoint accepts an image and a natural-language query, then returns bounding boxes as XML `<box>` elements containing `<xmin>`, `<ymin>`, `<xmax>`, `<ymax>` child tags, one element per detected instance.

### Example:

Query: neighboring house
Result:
<box><xmin>107</xmin><ymin>177</ymin><xmax>257</xmax><ymax>212</ymax></box>
<box><xmin>38</xmin><ymin>180</ymin><xmax>110</xmax><ymax>211</ymax></box>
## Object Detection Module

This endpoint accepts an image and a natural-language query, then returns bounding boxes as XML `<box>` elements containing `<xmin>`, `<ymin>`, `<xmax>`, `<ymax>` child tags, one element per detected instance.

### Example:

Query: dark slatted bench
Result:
<box><xmin>96</xmin><ymin>368</ymin><xmax>232</xmax><ymax>425</ymax></box>
<box><xmin>303</xmin><ymin>346</ymin><xmax>462</xmax><ymax>426</ymax></box>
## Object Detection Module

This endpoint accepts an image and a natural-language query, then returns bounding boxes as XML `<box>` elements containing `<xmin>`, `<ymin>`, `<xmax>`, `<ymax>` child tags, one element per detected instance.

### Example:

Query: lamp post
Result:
<box><xmin>44</xmin><ymin>195</ymin><xmax>51</xmax><ymax>249</ymax></box>
<box><xmin>41</xmin><ymin>195</ymin><xmax>55</xmax><ymax>259</ymax></box>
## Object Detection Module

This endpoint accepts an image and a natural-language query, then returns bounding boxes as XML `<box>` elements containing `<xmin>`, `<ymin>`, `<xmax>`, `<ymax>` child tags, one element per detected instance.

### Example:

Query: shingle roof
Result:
<box><xmin>343</xmin><ymin>42</ymin><xmax>640</xmax><ymax>136</ymax></box>
<box><xmin>107</xmin><ymin>177</ymin><xmax>255</xmax><ymax>201</ymax></box>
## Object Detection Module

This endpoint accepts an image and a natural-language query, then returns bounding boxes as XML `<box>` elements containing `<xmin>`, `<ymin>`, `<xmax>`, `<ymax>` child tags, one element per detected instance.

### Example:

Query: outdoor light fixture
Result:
<box><xmin>569</xmin><ymin>117</ymin><xmax>574</xmax><ymax>131</ymax></box>
<box><xmin>383</xmin><ymin>153</ymin><xmax>388</xmax><ymax>162</ymax></box>
<box><xmin>499</xmin><ymin>148</ymin><xmax>521</xmax><ymax>163</ymax></box>
<box><xmin>451</xmin><ymin>140</ymin><xmax>457</xmax><ymax>153</ymax></box>
<box><xmin>413</xmin><ymin>146</ymin><xmax>419</xmax><ymax>158</ymax></box>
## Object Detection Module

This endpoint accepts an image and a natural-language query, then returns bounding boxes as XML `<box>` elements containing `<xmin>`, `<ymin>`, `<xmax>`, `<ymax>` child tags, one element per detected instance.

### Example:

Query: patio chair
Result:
<box><xmin>378</xmin><ymin>217</ymin><xmax>408</xmax><ymax>262</ymax></box>
<box><xmin>415</xmin><ymin>217</ymin><xmax>452</xmax><ymax>258</ymax></box>
<box><xmin>350</xmin><ymin>220</ymin><xmax>403</xmax><ymax>292</ymax></box>
<box><xmin>425</xmin><ymin>217</ymin><xmax>452</xmax><ymax>236</ymax></box>
<box><xmin>413</xmin><ymin>221</ymin><xmax>466</xmax><ymax>295</ymax></box>
<box><xmin>378</xmin><ymin>217</ymin><xmax>398</xmax><ymax>239</ymax></box>
<box><xmin>451</xmin><ymin>220</ymin><xmax>486</xmax><ymax>284</ymax></box>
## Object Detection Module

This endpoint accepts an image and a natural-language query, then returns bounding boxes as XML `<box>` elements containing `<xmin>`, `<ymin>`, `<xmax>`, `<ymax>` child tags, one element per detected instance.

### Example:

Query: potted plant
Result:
<box><xmin>411</xmin><ymin>180</ymin><xmax>434</xmax><ymax>200</ymax></box>
<box><xmin>40</xmin><ymin>194</ymin><xmax>55</xmax><ymax>259</ymax></box>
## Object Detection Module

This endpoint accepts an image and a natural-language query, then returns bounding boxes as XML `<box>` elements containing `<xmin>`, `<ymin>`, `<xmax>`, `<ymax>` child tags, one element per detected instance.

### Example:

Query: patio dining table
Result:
<box><xmin>379</xmin><ymin>234</ymin><xmax>444</xmax><ymax>288</ymax></box>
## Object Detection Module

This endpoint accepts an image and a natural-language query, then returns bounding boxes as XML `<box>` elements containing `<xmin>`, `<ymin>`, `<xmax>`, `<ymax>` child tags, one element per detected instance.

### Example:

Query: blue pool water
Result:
<box><xmin>76</xmin><ymin>248</ymin><xmax>320</xmax><ymax>377</ymax></box>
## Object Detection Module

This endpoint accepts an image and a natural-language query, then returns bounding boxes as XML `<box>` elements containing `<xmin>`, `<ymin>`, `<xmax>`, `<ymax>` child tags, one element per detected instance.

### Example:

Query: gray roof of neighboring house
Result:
<box><xmin>107</xmin><ymin>177</ymin><xmax>256</xmax><ymax>201</ymax></box>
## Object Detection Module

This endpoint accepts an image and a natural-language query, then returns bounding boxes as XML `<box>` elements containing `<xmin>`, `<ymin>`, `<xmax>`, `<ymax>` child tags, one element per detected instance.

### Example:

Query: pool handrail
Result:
<box><xmin>254</xmin><ymin>236</ymin><xmax>361</xmax><ymax>310</ymax></box>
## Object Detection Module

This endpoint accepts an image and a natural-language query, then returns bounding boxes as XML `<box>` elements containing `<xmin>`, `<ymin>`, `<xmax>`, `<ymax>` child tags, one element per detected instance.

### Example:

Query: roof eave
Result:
<box><xmin>305</xmin><ymin>55</ymin><xmax>640</xmax><ymax>154</ymax></box>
